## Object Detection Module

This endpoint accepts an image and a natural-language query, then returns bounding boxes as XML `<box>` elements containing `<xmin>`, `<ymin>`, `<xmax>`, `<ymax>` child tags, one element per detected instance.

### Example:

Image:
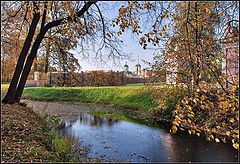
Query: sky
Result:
<box><xmin>72</xmin><ymin>2</ymin><xmax>157</xmax><ymax>72</ymax></box>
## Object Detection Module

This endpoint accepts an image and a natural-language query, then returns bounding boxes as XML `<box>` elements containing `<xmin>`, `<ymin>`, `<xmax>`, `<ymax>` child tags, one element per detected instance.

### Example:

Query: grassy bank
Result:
<box><xmin>22</xmin><ymin>86</ymin><xmax>158</xmax><ymax>111</ymax></box>
<box><xmin>1</xmin><ymin>84</ymin><xmax>9</xmax><ymax>98</ymax></box>
<box><xmin>2</xmin><ymin>104</ymin><xmax>80</xmax><ymax>162</ymax></box>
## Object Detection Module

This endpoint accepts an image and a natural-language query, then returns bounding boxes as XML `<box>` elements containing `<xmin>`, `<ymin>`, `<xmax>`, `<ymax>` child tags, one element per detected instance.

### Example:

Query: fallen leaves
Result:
<box><xmin>1</xmin><ymin>104</ymin><xmax>54</xmax><ymax>162</ymax></box>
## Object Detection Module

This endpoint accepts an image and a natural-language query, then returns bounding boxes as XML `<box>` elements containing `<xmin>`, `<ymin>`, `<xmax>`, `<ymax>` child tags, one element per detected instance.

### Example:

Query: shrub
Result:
<box><xmin>149</xmin><ymin>85</ymin><xmax>187</xmax><ymax>120</ymax></box>
<box><xmin>172</xmin><ymin>84</ymin><xmax>239</xmax><ymax>149</ymax></box>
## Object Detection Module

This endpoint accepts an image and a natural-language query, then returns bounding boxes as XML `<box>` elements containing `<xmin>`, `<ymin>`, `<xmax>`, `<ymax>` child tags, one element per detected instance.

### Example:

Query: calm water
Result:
<box><xmin>56</xmin><ymin>113</ymin><xmax>239</xmax><ymax>162</ymax></box>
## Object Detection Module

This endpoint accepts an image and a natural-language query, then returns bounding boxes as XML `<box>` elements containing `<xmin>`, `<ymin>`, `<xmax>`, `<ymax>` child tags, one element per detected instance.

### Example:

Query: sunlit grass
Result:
<box><xmin>23</xmin><ymin>85</ymin><xmax>158</xmax><ymax>110</ymax></box>
<box><xmin>1</xmin><ymin>84</ymin><xmax>159</xmax><ymax>110</ymax></box>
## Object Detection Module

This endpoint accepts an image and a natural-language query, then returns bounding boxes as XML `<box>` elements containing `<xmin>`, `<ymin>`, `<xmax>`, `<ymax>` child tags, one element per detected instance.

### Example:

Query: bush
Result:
<box><xmin>149</xmin><ymin>85</ymin><xmax>187</xmax><ymax>120</ymax></box>
<box><xmin>172</xmin><ymin>85</ymin><xmax>239</xmax><ymax>149</ymax></box>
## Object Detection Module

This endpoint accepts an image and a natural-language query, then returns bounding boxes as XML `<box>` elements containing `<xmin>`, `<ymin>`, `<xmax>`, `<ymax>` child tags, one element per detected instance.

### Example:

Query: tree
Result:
<box><xmin>1</xmin><ymin>2</ymin><xmax>29</xmax><ymax>82</ymax></box>
<box><xmin>114</xmin><ymin>1</ymin><xmax>239</xmax><ymax>149</ymax></box>
<box><xmin>2</xmin><ymin>1</ymin><xmax>126</xmax><ymax>103</ymax></box>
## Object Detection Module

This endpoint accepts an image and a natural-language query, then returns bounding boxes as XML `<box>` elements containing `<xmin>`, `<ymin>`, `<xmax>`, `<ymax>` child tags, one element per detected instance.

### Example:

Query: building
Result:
<box><xmin>135</xmin><ymin>63</ymin><xmax>141</xmax><ymax>77</ymax></box>
<box><xmin>123</xmin><ymin>59</ymin><xmax>152</xmax><ymax>78</ymax></box>
<box><xmin>165</xmin><ymin>25</ymin><xmax>239</xmax><ymax>86</ymax></box>
<box><xmin>221</xmin><ymin>25</ymin><xmax>239</xmax><ymax>87</ymax></box>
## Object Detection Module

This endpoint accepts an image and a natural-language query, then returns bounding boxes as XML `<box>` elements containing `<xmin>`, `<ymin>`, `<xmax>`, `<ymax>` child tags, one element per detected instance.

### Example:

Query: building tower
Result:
<box><xmin>135</xmin><ymin>56</ymin><xmax>141</xmax><ymax>77</ymax></box>
<box><xmin>123</xmin><ymin>62</ymin><xmax>129</xmax><ymax>72</ymax></box>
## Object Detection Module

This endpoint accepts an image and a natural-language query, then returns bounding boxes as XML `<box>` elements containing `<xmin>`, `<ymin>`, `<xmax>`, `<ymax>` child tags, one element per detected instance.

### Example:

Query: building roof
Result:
<box><xmin>135</xmin><ymin>63</ymin><xmax>141</xmax><ymax>67</ymax></box>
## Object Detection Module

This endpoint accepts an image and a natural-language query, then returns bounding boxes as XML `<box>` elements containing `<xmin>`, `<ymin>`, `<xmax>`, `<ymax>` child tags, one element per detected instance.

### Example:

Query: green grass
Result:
<box><xmin>22</xmin><ymin>86</ymin><xmax>158</xmax><ymax>110</ymax></box>
<box><xmin>1</xmin><ymin>83</ymin><xmax>10</xmax><ymax>98</ymax></box>
<box><xmin>1</xmin><ymin>83</ymin><xmax>9</xmax><ymax>90</ymax></box>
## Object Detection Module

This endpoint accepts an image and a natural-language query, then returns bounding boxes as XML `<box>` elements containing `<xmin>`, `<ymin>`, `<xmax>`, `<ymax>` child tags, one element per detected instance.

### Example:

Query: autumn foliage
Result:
<box><xmin>114</xmin><ymin>1</ymin><xmax>239</xmax><ymax>149</ymax></box>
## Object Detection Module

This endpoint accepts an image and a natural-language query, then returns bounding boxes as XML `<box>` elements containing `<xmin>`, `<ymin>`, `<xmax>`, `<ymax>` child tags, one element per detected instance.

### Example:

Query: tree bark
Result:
<box><xmin>14</xmin><ymin>27</ymin><xmax>48</xmax><ymax>102</ymax></box>
<box><xmin>2</xmin><ymin>6</ymin><xmax>40</xmax><ymax>104</ymax></box>
<box><xmin>44</xmin><ymin>31</ymin><xmax>51</xmax><ymax>73</ymax></box>
<box><xmin>14</xmin><ymin>3</ymin><xmax>49</xmax><ymax>102</ymax></box>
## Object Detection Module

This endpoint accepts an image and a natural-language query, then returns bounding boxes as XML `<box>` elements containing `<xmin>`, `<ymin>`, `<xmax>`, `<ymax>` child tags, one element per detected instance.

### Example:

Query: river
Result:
<box><xmin>55</xmin><ymin>113</ymin><xmax>238</xmax><ymax>162</ymax></box>
<box><xmin>23</xmin><ymin>100</ymin><xmax>238</xmax><ymax>162</ymax></box>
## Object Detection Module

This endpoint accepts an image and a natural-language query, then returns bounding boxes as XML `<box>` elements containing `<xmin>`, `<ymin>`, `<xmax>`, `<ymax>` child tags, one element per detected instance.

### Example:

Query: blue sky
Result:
<box><xmin>72</xmin><ymin>1</ymin><xmax>157</xmax><ymax>72</ymax></box>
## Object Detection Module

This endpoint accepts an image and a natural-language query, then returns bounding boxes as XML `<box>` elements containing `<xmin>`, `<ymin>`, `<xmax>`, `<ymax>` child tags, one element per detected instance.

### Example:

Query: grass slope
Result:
<box><xmin>23</xmin><ymin>86</ymin><xmax>158</xmax><ymax>110</ymax></box>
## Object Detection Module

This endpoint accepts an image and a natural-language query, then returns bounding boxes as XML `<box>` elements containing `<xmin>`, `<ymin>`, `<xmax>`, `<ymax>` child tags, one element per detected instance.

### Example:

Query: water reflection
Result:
<box><xmin>83</xmin><ymin>114</ymin><xmax>119</xmax><ymax>127</ymax></box>
<box><xmin>56</xmin><ymin>113</ymin><xmax>238</xmax><ymax>162</ymax></box>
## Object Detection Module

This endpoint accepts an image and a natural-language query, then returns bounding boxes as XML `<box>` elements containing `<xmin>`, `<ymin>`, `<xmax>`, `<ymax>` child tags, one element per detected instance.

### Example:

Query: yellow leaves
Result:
<box><xmin>216</xmin><ymin>126</ymin><xmax>220</xmax><ymax>129</ymax></box>
<box><xmin>211</xmin><ymin>128</ymin><xmax>216</xmax><ymax>133</ymax></box>
<box><xmin>210</xmin><ymin>135</ymin><xmax>214</xmax><ymax>139</ymax></box>
<box><xmin>222</xmin><ymin>138</ymin><xmax>226</xmax><ymax>143</ymax></box>
<box><xmin>173</xmin><ymin>121</ymin><xmax>179</xmax><ymax>127</ymax></box>
<box><xmin>205</xmin><ymin>8</ymin><xmax>212</xmax><ymax>14</ymax></box>
<box><xmin>171</xmin><ymin>125</ymin><xmax>177</xmax><ymax>133</ymax></box>
<box><xmin>233</xmin><ymin>143</ymin><xmax>239</xmax><ymax>149</ymax></box>
<box><xmin>219</xmin><ymin>101</ymin><xmax>229</xmax><ymax>110</ymax></box>
<box><xmin>191</xmin><ymin>129</ymin><xmax>195</xmax><ymax>135</ymax></box>
<box><xmin>196</xmin><ymin>132</ymin><xmax>200</xmax><ymax>136</ymax></box>
<box><xmin>226</xmin><ymin>131</ymin><xmax>231</xmax><ymax>137</ymax></box>
<box><xmin>188</xmin><ymin>130</ymin><xmax>192</xmax><ymax>135</ymax></box>
<box><xmin>234</xmin><ymin>130</ymin><xmax>239</xmax><ymax>134</ymax></box>
<box><xmin>144</xmin><ymin>2</ymin><xmax>153</xmax><ymax>9</ymax></box>
<box><xmin>187</xmin><ymin>113</ymin><xmax>194</xmax><ymax>118</ymax></box>
<box><xmin>229</xmin><ymin>118</ymin><xmax>235</xmax><ymax>123</ymax></box>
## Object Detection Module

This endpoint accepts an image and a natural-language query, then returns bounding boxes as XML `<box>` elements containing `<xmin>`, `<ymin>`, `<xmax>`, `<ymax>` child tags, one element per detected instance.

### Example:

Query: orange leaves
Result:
<box><xmin>119</xmin><ymin>7</ymin><xmax>128</xmax><ymax>14</ymax></box>
<box><xmin>162</xmin><ymin>12</ymin><xmax>169</xmax><ymax>19</ymax></box>
<box><xmin>144</xmin><ymin>2</ymin><xmax>153</xmax><ymax>10</ymax></box>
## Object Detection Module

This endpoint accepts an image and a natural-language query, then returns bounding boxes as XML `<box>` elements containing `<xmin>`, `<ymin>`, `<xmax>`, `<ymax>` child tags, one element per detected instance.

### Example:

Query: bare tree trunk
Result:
<box><xmin>2</xmin><ymin>9</ymin><xmax>40</xmax><ymax>104</ymax></box>
<box><xmin>14</xmin><ymin>1</ymin><xmax>95</xmax><ymax>102</ymax></box>
<box><xmin>14</xmin><ymin>28</ymin><xmax>48</xmax><ymax>102</ymax></box>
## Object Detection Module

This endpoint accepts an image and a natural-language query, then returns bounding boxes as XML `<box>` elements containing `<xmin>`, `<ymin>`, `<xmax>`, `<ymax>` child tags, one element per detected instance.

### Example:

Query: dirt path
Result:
<box><xmin>20</xmin><ymin>99</ymin><xmax>153</xmax><ymax>123</ymax></box>
<box><xmin>21</xmin><ymin>100</ymin><xmax>99</xmax><ymax>121</ymax></box>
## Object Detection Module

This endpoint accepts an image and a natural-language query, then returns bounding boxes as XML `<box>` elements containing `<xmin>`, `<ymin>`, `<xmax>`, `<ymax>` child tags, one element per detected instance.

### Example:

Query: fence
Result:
<box><xmin>30</xmin><ymin>71</ymin><xmax>150</xmax><ymax>87</ymax></box>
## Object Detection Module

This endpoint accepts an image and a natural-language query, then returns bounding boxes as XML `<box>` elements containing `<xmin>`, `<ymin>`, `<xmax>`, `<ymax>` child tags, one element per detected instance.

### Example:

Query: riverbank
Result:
<box><xmin>22</xmin><ymin>86</ymin><xmax>158</xmax><ymax>111</ymax></box>
<box><xmin>2</xmin><ymin>103</ymin><xmax>56</xmax><ymax>162</ymax></box>
<box><xmin>21</xmin><ymin>99</ymin><xmax>156</xmax><ymax>127</ymax></box>
<box><xmin>1</xmin><ymin>103</ymin><xmax>106</xmax><ymax>162</ymax></box>
<box><xmin>2</xmin><ymin>85</ymin><xmax>239</xmax><ymax>150</ymax></box>
<box><xmin>11</xmin><ymin>100</ymin><xmax>238</xmax><ymax>162</ymax></box>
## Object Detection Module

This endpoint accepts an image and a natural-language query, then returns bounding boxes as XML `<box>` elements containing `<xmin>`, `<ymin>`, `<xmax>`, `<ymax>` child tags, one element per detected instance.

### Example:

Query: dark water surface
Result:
<box><xmin>56</xmin><ymin>113</ymin><xmax>239</xmax><ymax>162</ymax></box>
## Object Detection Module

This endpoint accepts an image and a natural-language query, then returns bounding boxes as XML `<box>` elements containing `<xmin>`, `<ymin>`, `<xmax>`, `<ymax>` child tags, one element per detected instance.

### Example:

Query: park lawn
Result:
<box><xmin>1</xmin><ymin>84</ymin><xmax>10</xmax><ymax>98</ymax></box>
<box><xmin>23</xmin><ymin>86</ymin><xmax>158</xmax><ymax>111</ymax></box>
<box><xmin>1</xmin><ymin>84</ymin><xmax>9</xmax><ymax>92</ymax></box>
